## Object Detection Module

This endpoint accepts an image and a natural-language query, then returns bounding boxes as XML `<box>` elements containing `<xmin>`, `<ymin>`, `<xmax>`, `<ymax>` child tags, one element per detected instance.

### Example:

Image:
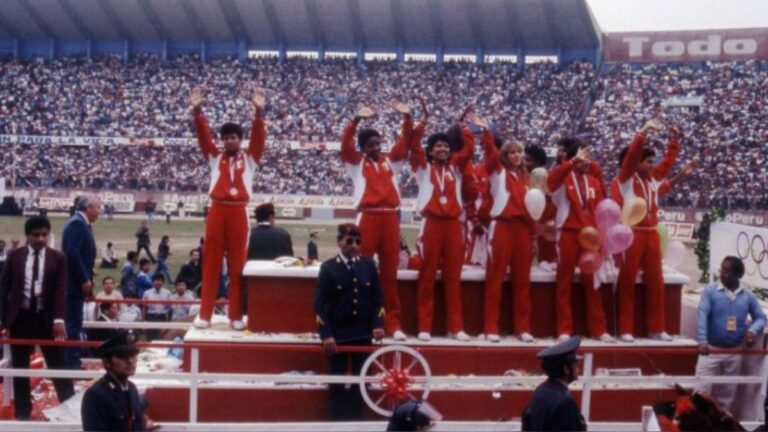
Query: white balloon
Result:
<box><xmin>524</xmin><ymin>189</ymin><xmax>546</xmax><ymax>221</ymax></box>
<box><xmin>663</xmin><ymin>240</ymin><xmax>687</xmax><ymax>269</ymax></box>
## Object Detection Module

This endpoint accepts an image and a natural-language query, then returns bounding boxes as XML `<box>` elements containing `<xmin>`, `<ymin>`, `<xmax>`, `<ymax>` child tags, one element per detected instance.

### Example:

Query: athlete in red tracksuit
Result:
<box><xmin>191</xmin><ymin>88</ymin><xmax>265</xmax><ymax>329</ymax></box>
<box><xmin>481</xmin><ymin>129</ymin><xmax>535</xmax><ymax>343</ymax></box>
<box><xmin>613</xmin><ymin>121</ymin><xmax>681</xmax><ymax>342</ymax></box>
<box><xmin>340</xmin><ymin>109</ymin><xmax>412</xmax><ymax>339</ymax></box>
<box><xmin>409</xmin><ymin>121</ymin><xmax>474</xmax><ymax>341</ymax></box>
<box><xmin>548</xmin><ymin>145</ymin><xmax>612</xmax><ymax>341</ymax></box>
<box><xmin>464</xmin><ymin>162</ymin><xmax>492</xmax><ymax>267</ymax></box>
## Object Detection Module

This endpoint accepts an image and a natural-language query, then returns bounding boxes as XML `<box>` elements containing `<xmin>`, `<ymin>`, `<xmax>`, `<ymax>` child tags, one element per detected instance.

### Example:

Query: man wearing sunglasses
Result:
<box><xmin>314</xmin><ymin>223</ymin><xmax>385</xmax><ymax>420</ymax></box>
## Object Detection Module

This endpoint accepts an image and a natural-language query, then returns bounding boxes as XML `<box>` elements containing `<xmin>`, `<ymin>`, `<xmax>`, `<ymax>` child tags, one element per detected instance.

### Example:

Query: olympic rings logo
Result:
<box><xmin>736</xmin><ymin>232</ymin><xmax>768</xmax><ymax>280</ymax></box>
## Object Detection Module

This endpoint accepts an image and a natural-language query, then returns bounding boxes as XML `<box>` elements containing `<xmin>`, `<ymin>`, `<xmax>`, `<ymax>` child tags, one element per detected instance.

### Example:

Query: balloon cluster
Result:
<box><xmin>380</xmin><ymin>368</ymin><xmax>414</xmax><ymax>402</ymax></box>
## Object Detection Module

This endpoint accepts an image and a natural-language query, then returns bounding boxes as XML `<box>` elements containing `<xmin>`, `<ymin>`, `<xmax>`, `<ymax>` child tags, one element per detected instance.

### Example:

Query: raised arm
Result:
<box><xmin>481</xmin><ymin>129</ymin><xmax>501</xmax><ymax>174</ymax></box>
<box><xmin>388</xmin><ymin>114</ymin><xmax>413</xmax><ymax>162</ymax></box>
<box><xmin>619</xmin><ymin>120</ymin><xmax>661</xmax><ymax>182</ymax></box>
<box><xmin>664</xmin><ymin>160</ymin><xmax>698</xmax><ymax>190</ymax></box>
<box><xmin>340</xmin><ymin>120</ymin><xmax>362</xmax><ymax>165</ymax></box>
<box><xmin>450</xmin><ymin>125</ymin><xmax>476</xmax><ymax>170</ymax></box>
<box><xmin>547</xmin><ymin>159</ymin><xmax>574</xmax><ymax>191</ymax></box>
<box><xmin>247</xmin><ymin>88</ymin><xmax>266</xmax><ymax>163</ymax></box>
<box><xmin>652</xmin><ymin>126</ymin><xmax>682</xmax><ymax>180</ymax></box>
<box><xmin>409</xmin><ymin>121</ymin><xmax>428</xmax><ymax>171</ymax></box>
<box><xmin>190</xmin><ymin>87</ymin><xmax>219</xmax><ymax>159</ymax></box>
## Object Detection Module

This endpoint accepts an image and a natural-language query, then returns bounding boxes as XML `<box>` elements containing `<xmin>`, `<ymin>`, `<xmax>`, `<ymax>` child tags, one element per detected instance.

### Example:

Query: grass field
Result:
<box><xmin>0</xmin><ymin>215</ymin><xmax>702</xmax><ymax>295</ymax></box>
<box><xmin>0</xmin><ymin>215</ymin><xmax>421</xmax><ymax>293</ymax></box>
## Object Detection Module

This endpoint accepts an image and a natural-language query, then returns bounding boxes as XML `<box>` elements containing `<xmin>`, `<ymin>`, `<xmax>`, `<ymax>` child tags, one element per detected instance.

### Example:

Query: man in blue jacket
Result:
<box><xmin>314</xmin><ymin>223</ymin><xmax>384</xmax><ymax>420</ymax></box>
<box><xmin>696</xmin><ymin>255</ymin><xmax>766</xmax><ymax>412</ymax></box>
<box><xmin>61</xmin><ymin>194</ymin><xmax>99</xmax><ymax>369</ymax></box>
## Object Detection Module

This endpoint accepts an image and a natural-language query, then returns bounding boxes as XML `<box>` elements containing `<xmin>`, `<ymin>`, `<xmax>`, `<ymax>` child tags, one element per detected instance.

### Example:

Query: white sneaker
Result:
<box><xmin>487</xmin><ymin>333</ymin><xmax>501</xmax><ymax>343</ymax></box>
<box><xmin>193</xmin><ymin>317</ymin><xmax>210</xmax><ymax>329</ymax></box>
<box><xmin>557</xmin><ymin>333</ymin><xmax>571</xmax><ymax>343</ymax></box>
<box><xmin>650</xmin><ymin>332</ymin><xmax>674</xmax><ymax>342</ymax></box>
<box><xmin>598</xmin><ymin>333</ymin><xmax>616</xmax><ymax>343</ymax></box>
<box><xmin>519</xmin><ymin>332</ymin><xmax>535</xmax><ymax>343</ymax></box>
<box><xmin>619</xmin><ymin>333</ymin><xmax>635</xmax><ymax>343</ymax></box>
<box><xmin>230</xmin><ymin>320</ymin><xmax>246</xmax><ymax>331</ymax></box>
<box><xmin>393</xmin><ymin>330</ymin><xmax>407</xmax><ymax>341</ymax></box>
<box><xmin>417</xmin><ymin>332</ymin><xmax>431</xmax><ymax>341</ymax></box>
<box><xmin>453</xmin><ymin>331</ymin><xmax>471</xmax><ymax>342</ymax></box>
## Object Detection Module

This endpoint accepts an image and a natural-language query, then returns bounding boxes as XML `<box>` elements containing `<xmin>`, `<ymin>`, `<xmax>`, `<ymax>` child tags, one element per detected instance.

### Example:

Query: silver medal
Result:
<box><xmin>439</xmin><ymin>196</ymin><xmax>448</xmax><ymax>205</ymax></box>
<box><xmin>229</xmin><ymin>187</ymin><xmax>238</xmax><ymax>196</ymax></box>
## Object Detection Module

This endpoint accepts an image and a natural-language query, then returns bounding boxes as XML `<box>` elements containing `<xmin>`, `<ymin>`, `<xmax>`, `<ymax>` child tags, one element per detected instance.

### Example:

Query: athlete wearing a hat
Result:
<box><xmin>82</xmin><ymin>330</ymin><xmax>147</xmax><ymax>431</ymax></box>
<box><xmin>522</xmin><ymin>336</ymin><xmax>586</xmax><ymax>431</ymax></box>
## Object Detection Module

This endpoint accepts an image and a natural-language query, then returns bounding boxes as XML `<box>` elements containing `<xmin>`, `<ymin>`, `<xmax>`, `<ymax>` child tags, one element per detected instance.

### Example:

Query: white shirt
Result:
<box><xmin>170</xmin><ymin>291</ymin><xmax>196</xmax><ymax>321</ymax></box>
<box><xmin>143</xmin><ymin>288</ymin><xmax>172</xmax><ymax>314</ymax></box>
<box><xmin>23</xmin><ymin>246</ymin><xmax>45</xmax><ymax>310</ymax></box>
<box><xmin>717</xmin><ymin>282</ymin><xmax>744</xmax><ymax>301</ymax></box>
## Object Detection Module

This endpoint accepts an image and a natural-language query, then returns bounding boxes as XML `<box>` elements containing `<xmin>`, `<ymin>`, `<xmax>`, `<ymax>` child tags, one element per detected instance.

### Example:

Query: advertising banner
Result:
<box><xmin>603</xmin><ymin>28</ymin><xmax>768</xmax><ymax>63</ymax></box>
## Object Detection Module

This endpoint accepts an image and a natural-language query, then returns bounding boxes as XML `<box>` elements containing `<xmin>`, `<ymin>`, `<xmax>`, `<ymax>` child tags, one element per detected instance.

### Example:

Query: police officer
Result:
<box><xmin>387</xmin><ymin>399</ymin><xmax>442</xmax><ymax>431</ymax></box>
<box><xmin>81</xmin><ymin>330</ymin><xmax>146</xmax><ymax>431</ymax></box>
<box><xmin>522</xmin><ymin>336</ymin><xmax>587</xmax><ymax>431</ymax></box>
<box><xmin>314</xmin><ymin>223</ymin><xmax>385</xmax><ymax>420</ymax></box>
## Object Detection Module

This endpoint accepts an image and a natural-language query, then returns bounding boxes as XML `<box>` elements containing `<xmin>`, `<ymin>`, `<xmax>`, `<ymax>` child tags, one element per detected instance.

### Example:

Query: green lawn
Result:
<box><xmin>0</xmin><ymin>215</ymin><xmax>419</xmax><ymax>294</ymax></box>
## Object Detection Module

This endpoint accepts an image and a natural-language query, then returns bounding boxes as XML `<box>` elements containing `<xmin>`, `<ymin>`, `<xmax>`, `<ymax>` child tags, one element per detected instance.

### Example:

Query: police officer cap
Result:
<box><xmin>97</xmin><ymin>330</ymin><xmax>139</xmax><ymax>358</ymax></box>
<box><xmin>386</xmin><ymin>400</ymin><xmax>442</xmax><ymax>431</ymax></box>
<box><xmin>537</xmin><ymin>336</ymin><xmax>582</xmax><ymax>364</ymax></box>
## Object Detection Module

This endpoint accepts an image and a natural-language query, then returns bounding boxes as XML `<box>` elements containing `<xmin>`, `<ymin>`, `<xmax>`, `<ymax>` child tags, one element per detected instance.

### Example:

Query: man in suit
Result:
<box><xmin>314</xmin><ymin>223</ymin><xmax>385</xmax><ymax>420</ymax></box>
<box><xmin>61</xmin><ymin>194</ymin><xmax>100</xmax><ymax>369</ymax></box>
<box><xmin>247</xmin><ymin>203</ymin><xmax>294</xmax><ymax>260</ymax></box>
<box><xmin>175</xmin><ymin>249</ymin><xmax>202</xmax><ymax>294</ymax></box>
<box><xmin>0</xmin><ymin>216</ymin><xmax>75</xmax><ymax>420</ymax></box>
<box><xmin>82</xmin><ymin>330</ymin><xmax>147</xmax><ymax>431</ymax></box>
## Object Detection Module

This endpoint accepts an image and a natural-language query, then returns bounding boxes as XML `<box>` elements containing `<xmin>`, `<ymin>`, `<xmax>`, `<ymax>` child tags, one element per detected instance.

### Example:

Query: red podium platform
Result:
<box><xmin>245</xmin><ymin>261</ymin><xmax>689</xmax><ymax>337</ymax></box>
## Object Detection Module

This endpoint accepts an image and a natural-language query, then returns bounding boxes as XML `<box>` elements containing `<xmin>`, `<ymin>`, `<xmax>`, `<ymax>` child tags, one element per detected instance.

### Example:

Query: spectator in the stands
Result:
<box><xmin>100</xmin><ymin>242</ymin><xmax>119</xmax><ymax>269</ymax></box>
<box><xmin>142</xmin><ymin>274</ymin><xmax>171</xmax><ymax>340</ymax></box>
<box><xmin>95</xmin><ymin>276</ymin><xmax>124</xmax><ymax>317</ymax></box>
<box><xmin>247</xmin><ymin>203</ymin><xmax>294</xmax><ymax>260</ymax></box>
<box><xmin>170</xmin><ymin>280</ymin><xmax>196</xmax><ymax>322</ymax></box>
<box><xmin>135</xmin><ymin>258</ymin><xmax>153</xmax><ymax>300</ymax></box>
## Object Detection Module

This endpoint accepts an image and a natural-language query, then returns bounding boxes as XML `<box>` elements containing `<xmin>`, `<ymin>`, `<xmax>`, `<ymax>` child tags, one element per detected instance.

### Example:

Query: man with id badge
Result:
<box><xmin>695</xmin><ymin>256</ymin><xmax>766</xmax><ymax>411</ymax></box>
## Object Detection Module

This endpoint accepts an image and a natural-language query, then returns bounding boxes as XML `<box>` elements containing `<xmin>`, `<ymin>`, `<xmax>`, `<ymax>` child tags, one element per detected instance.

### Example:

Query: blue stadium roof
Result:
<box><xmin>0</xmin><ymin>0</ymin><xmax>600</xmax><ymax>53</ymax></box>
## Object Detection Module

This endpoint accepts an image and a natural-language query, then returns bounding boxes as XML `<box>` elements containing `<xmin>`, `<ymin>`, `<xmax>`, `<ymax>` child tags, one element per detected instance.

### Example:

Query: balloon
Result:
<box><xmin>664</xmin><ymin>240</ymin><xmax>687</xmax><ymax>268</ymax></box>
<box><xmin>530</xmin><ymin>168</ymin><xmax>548</xmax><ymax>192</ymax></box>
<box><xmin>595</xmin><ymin>199</ymin><xmax>622</xmax><ymax>232</ymax></box>
<box><xmin>657</xmin><ymin>223</ymin><xmax>670</xmax><ymax>252</ymax></box>
<box><xmin>578</xmin><ymin>227</ymin><xmax>602</xmax><ymax>252</ymax></box>
<box><xmin>621</xmin><ymin>197</ymin><xmax>648</xmax><ymax>227</ymax></box>
<box><xmin>524</xmin><ymin>189</ymin><xmax>546</xmax><ymax>221</ymax></box>
<box><xmin>578</xmin><ymin>251</ymin><xmax>603</xmax><ymax>274</ymax></box>
<box><xmin>605</xmin><ymin>224</ymin><xmax>634</xmax><ymax>254</ymax></box>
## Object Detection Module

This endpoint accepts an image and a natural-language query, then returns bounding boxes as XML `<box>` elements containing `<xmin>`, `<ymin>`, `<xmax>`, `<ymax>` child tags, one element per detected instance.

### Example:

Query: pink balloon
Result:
<box><xmin>605</xmin><ymin>224</ymin><xmax>634</xmax><ymax>254</ymax></box>
<box><xmin>595</xmin><ymin>199</ymin><xmax>621</xmax><ymax>233</ymax></box>
<box><xmin>578</xmin><ymin>251</ymin><xmax>604</xmax><ymax>274</ymax></box>
<box><xmin>664</xmin><ymin>240</ymin><xmax>687</xmax><ymax>269</ymax></box>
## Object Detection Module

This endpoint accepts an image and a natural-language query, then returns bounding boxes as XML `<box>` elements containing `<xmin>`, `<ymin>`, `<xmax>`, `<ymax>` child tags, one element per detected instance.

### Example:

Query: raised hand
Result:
<box><xmin>190</xmin><ymin>86</ymin><xmax>203</xmax><ymax>109</ymax></box>
<box><xmin>252</xmin><ymin>88</ymin><xmax>266</xmax><ymax>110</ymax></box>
<box><xmin>355</xmin><ymin>106</ymin><xmax>376</xmax><ymax>119</ymax></box>
<box><xmin>640</xmin><ymin>119</ymin><xmax>663</xmax><ymax>135</ymax></box>
<box><xmin>390</xmin><ymin>100</ymin><xmax>411</xmax><ymax>115</ymax></box>
<box><xmin>573</xmin><ymin>146</ymin><xmax>590</xmax><ymax>162</ymax></box>
<box><xmin>468</xmin><ymin>112</ymin><xmax>488</xmax><ymax>129</ymax></box>
<box><xmin>419</xmin><ymin>98</ymin><xmax>429</xmax><ymax>123</ymax></box>
<box><xmin>668</xmin><ymin>125</ymin><xmax>683</xmax><ymax>140</ymax></box>
<box><xmin>682</xmin><ymin>160</ymin><xmax>698</xmax><ymax>175</ymax></box>
<box><xmin>458</xmin><ymin>103</ymin><xmax>475</xmax><ymax>123</ymax></box>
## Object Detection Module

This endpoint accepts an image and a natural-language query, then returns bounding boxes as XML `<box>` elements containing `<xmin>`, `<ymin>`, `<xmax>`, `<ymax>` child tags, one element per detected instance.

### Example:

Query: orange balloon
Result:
<box><xmin>578</xmin><ymin>226</ymin><xmax>602</xmax><ymax>252</ymax></box>
<box><xmin>621</xmin><ymin>197</ymin><xmax>648</xmax><ymax>227</ymax></box>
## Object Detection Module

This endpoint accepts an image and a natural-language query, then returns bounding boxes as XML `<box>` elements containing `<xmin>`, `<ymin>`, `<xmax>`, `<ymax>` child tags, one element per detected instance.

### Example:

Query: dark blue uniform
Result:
<box><xmin>81</xmin><ymin>373</ymin><xmax>145</xmax><ymax>431</ymax></box>
<box><xmin>314</xmin><ymin>253</ymin><xmax>384</xmax><ymax>419</ymax></box>
<box><xmin>522</xmin><ymin>378</ymin><xmax>586</xmax><ymax>431</ymax></box>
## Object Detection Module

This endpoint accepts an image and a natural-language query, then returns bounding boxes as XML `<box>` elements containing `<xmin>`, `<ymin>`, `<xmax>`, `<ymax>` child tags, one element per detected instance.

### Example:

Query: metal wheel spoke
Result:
<box><xmin>393</xmin><ymin>351</ymin><xmax>402</xmax><ymax>370</ymax></box>
<box><xmin>373</xmin><ymin>359</ymin><xmax>388</xmax><ymax>375</ymax></box>
<box><xmin>375</xmin><ymin>393</ymin><xmax>387</xmax><ymax>406</ymax></box>
<box><xmin>404</xmin><ymin>357</ymin><xmax>420</xmax><ymax>373</ymax></box>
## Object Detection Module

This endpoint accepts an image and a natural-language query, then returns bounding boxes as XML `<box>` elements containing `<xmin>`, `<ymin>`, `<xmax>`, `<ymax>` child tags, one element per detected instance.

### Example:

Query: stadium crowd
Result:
<box><xmin>1</xmin><ymin>54</ymin><xmax>767</xmax><ymax>209</ymax></box>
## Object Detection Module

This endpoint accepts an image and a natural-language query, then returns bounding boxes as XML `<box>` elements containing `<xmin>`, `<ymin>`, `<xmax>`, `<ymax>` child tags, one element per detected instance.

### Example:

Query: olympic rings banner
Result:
<box><xmin>710</xmin><ymin>222</ymin><xmax>768</xmax><ymax>289</ymax></box>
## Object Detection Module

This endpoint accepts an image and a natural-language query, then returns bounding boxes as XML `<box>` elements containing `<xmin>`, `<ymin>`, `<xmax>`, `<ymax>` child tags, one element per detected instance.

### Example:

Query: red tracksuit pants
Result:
<box><xmin>199</xmin><ymin>202</ymin><xmax>249</xmax><ymax>322</ymax></box>
<box><xmin>484</xmin><ymin>218</ymin><xmax>532</xmax><ymax>335</ymax></box>
<box><xmin>556</xmin><ymin>230</ymin><xmax>607</xmax><ymax>337</ymax></box>
<box><xmin>617</xmin><ymin>228</ymin><xmax>665</xmax><ymax>335</ymax></box>
<box><xmin>417</xmin><ymin>217</ymin><xmax>465</xmax><ymax>334</ymax></box>
<box><xmin>358</xmin><ymin>211</ymin><xmax>401</xmax><ymax>333</ymax></box>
